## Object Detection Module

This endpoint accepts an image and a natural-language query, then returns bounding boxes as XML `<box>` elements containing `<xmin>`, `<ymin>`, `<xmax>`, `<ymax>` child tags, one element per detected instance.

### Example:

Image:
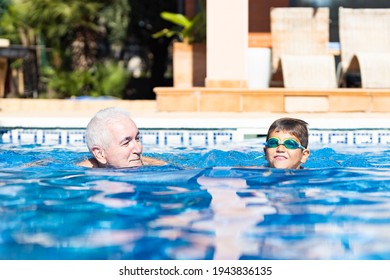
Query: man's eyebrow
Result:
<box><xmin>119</xmin><ymin>131</ymin><xmax>140</xmax><ymax>145</ymax></box>
<box><xmin>119</xmin><ymin>136</ymin><xmax>132</xmax><ymax>145</ymax></box>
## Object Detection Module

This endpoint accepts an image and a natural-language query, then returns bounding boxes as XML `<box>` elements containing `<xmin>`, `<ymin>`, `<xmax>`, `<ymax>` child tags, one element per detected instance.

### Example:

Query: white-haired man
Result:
<box><xmin>78</xmin><ymin>107</ymin><xmax>165</xmax><ymax>168</ymax></box>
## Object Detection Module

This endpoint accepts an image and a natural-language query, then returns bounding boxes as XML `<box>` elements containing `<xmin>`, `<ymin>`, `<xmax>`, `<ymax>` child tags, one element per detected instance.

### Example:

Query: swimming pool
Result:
<box><xmin>0</xmin><ymin>130</ymin><xmax>390</xmax><ymax>260</ymax></box>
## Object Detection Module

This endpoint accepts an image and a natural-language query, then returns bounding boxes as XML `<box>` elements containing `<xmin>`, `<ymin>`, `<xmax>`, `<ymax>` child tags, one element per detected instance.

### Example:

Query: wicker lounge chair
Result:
<box><xmin>270</xmin><ymin>7</ymin><xmax>337</xmax><ymax>88</ymax></box>
<box><xmin>339</xmin><ymin>7</ymin><xmax>390</xmax><ymax>88</ymax></box>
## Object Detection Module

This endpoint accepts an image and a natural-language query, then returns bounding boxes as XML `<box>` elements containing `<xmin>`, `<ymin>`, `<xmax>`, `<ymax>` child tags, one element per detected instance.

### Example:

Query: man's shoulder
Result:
<box><xmin>143</xmin><ymin>156</ymin><xmax>166</xmax><ymax>166</ymax></box>
<box><xmin>77</xmin><ymin>158</ymin><xmax>99</xmax><ymax>168</ymax></box>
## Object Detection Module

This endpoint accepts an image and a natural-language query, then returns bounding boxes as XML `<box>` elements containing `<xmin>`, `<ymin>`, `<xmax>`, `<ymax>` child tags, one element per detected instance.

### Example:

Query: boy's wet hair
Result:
<box><xmin>266</xmin><ymin>118</ymin><xmax>309</xmax><ymax>148</ymax></box>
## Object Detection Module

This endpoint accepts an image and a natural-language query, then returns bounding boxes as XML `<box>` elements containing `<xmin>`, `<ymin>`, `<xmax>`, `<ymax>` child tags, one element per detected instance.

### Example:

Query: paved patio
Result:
<box><xmin>0</xmin><ymin>99</ymin><xmax>389</xmax><ymax>134</ymax></box>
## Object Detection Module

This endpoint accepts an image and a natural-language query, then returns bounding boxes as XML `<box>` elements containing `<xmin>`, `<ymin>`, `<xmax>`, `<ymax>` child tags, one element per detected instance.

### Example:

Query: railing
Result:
<box><xmin>0</xmin><ymin>45</ymin><xmax>39</xmax><ymax>98</ymax></box>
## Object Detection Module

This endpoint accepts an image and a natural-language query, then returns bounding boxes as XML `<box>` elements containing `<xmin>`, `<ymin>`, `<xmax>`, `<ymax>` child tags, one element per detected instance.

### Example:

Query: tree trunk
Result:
<box><xmin>71</xmin><ymin>28</ymin><xmax>98</xmax><ymax>70</ymax></box>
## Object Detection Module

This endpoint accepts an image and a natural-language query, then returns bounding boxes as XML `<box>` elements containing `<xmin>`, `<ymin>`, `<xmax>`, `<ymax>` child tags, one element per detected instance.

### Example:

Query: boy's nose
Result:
<box><xmin>276</xmin><ymin>144</ymin><xmax>286</xmax><ymax>151</ymax></box>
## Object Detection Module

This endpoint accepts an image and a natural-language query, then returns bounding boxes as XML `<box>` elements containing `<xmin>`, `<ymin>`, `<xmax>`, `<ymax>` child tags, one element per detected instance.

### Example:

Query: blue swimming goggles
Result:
<box><xmin>264</xmin><ymin>137</ymin><xmax>305</xmax><ymax>150</ymax></box>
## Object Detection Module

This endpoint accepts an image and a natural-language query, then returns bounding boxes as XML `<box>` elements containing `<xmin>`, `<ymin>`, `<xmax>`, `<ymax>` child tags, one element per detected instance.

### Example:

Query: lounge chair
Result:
<box><xmin>270</xmin><ymin>7</ymin><xmax>337</xmax><ymax>88</ymax></box>
<box><xmin>338</xmin><ymin>7</ymin><xmax>390</xmax><ymax>88</ymax></box>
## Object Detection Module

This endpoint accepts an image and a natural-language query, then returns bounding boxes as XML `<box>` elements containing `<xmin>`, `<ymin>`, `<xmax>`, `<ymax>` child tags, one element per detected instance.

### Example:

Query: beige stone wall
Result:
<box><xmin>155</xmin><ymin>87</ymin><xmax>390</xmax><ymax>113</ymax></box>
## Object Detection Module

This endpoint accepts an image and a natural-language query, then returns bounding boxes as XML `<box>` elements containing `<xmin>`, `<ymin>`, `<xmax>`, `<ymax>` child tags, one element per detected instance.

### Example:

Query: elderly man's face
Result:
<box><xmin>101</xmin><ymin>117</ymin><xmax>143</xmax><ymax>168</ymax></box>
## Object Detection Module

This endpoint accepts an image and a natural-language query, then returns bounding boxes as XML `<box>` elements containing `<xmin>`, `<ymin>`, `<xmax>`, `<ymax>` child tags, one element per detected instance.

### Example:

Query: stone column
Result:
<box><xmin>206</xmin><ymin>0</ymin><xmax>248</xmax><ymax>88</ymax></box>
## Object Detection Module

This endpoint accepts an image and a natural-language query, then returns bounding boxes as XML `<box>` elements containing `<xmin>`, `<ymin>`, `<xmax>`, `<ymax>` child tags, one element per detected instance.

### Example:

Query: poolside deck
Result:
<box><xmin>0</xmin><ymin>98</ymin><xmax>389</xmax><ymax>134</ymax></box>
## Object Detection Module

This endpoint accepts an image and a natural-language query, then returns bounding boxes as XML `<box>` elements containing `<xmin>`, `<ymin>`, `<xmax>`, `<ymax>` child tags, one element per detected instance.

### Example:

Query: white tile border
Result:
<box><xmin>1</xmin><ymin>128</ymin><xmax>389</xmax><ymax>147</ymax></box>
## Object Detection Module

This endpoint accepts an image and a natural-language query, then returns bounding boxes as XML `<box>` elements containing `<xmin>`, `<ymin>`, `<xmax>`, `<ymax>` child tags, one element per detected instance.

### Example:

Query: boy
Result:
<box><xmin>263</xmin><ymin>117</ymin><xmax>310</xmax><ymax>169</ymax></box>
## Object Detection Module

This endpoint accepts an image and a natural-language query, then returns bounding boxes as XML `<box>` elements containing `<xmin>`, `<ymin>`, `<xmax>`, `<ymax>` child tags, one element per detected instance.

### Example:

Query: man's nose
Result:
<box><xmin>132</xmin><ymin>139</ymin><xmax>142</xmax><ymax>154</ymax></box>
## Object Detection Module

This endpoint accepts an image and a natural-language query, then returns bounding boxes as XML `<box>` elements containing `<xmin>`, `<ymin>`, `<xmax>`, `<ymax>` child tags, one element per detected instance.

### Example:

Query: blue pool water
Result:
<box><xmin>0</xmin><ymin>141</ymin><xmax>390</xmax><ymax>260</ymax></box>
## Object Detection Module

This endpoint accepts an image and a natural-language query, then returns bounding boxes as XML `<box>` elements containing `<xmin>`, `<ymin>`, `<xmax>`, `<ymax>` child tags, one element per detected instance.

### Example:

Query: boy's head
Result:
<box><xmin>264</xmin><ymin>118</ymin><xmax>310</xmax><ymax>169</ymax></box>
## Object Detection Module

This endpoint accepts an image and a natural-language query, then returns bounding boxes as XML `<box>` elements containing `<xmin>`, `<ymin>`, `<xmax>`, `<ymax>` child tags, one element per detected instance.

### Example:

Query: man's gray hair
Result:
<box><xmin>85</xmin><ymin>107</ymin><xmax>131</xmax><ymax>151</ymax></box>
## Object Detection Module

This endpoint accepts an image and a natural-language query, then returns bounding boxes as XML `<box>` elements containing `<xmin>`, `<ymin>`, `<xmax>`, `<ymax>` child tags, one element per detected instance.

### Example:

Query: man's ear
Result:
<box><xmin>91</xmin><ymin>146</ymin><xmax>107</xmax><ymax>164</ymax></box>
<box><xmin>300</xmin><ymin>149</ymin><xmax>310</xmax><ymax>164</ymax></box>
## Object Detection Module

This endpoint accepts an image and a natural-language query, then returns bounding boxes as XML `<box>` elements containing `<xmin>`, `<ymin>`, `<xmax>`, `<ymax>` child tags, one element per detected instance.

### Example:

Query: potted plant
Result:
<box><xmin>153</xmin><ymin>3</ymin><xmax>206</xmax><ymax>87</ymax></box>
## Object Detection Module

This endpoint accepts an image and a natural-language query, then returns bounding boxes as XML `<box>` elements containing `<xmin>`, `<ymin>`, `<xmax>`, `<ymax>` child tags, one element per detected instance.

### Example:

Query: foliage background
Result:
<box><xmin>0</xmin><ymin>0</ymin><xmax>178</xmax><ymax>99</ymax></box>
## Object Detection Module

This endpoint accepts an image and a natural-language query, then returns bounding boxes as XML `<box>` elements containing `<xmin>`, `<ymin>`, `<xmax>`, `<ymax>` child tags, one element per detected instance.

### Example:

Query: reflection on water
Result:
<box><xmin>0</xmin><ymin>144</ymin><xmax>389</xmax><ymax>259</ymax></box>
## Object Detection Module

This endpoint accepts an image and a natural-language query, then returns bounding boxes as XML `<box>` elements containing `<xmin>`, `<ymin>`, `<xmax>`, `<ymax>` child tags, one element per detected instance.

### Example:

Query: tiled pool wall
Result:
<box><xmin>1</xmin><ymin>128</ymin><xmax>390</xmax><ymax>146</ymax></box>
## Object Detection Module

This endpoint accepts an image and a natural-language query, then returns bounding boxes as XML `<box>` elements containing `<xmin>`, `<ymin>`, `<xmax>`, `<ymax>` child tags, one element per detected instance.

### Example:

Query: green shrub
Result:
<box><xmin>44</xmin><ymin>61</ymin><xmax>129</xmax><ymax>98</ymax></box>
